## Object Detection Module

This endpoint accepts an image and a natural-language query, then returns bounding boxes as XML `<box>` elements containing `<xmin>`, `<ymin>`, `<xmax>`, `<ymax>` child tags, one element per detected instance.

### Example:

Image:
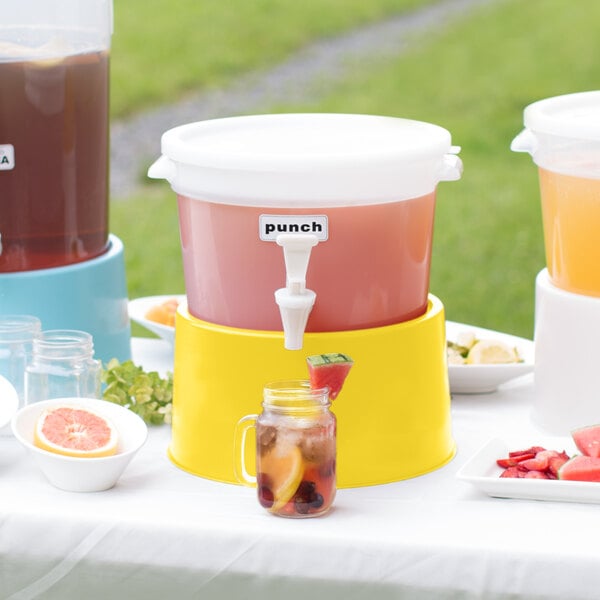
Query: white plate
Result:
<box><xmin>446</xmin><ymin>321</ymin><xmax>534</xmax><ymax>394</ymax></box>
<box><xmin>0</xmin><ymin>375</ymin><xmax>19</xmax><ymax>429</ymax></box>
<box><xmin>128</xmin><ymin>295</ymin><xmax>185</xmax><ymax>346</ymax></box>
<box><xmin>457</xmin><ymin>437</ymin><xmax>600</xmax><ymax>504</ymax></box>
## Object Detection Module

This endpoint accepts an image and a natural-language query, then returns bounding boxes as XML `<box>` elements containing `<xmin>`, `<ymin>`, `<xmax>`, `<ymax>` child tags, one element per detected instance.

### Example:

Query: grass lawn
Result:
<box><xmin>111</xmin><ymin>0</ymin><xmax>600</xmax><ymax>339</ymax></box>
<box><xmin>111</xmin><ymin>0</ymin><xmax>430</xmax><ymax>117</ymax></box>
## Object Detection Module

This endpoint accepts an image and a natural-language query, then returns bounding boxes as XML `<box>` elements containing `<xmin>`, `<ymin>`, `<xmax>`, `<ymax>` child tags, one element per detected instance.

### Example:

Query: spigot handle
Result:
<box><xmin>276</xmin><ymin>233</ymin><xmax>319</xmax><ymax>290</ymax></box>
<box><xmin>275</xmin><ymin>233</ymin><xmax>319</xmax><ymax>350</ymax></box>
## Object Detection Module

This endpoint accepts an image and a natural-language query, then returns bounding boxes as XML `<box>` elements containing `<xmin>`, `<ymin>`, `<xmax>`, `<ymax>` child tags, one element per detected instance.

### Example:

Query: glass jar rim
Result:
<box><xmin>263</xmin><ymin>379</ymin><xmax>330</xmax><ymax>411</ymax></box>
<box><xmin>0</xmin><ymin>314</ymin><xmax>42</xmax><ymax>343</ymax></box>
<box><xmin>32</xmin><ymin>329</ymin><xmax>94</xmax><ymax>358</ymax></box>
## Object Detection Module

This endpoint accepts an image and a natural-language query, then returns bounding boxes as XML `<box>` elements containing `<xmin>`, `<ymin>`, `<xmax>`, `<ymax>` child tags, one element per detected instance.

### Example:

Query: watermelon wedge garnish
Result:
<box><xmin>306</xmin><ymin>353</ymin><xmax>354</xmax><ymax>400</ymax></box>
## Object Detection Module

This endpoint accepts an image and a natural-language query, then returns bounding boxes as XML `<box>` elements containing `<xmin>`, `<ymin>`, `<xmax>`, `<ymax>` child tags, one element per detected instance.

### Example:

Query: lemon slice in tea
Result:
<box><xmin>261</xmin><ymin>444</ymin><xmax>304</xmax><ymax>511</ymax></box>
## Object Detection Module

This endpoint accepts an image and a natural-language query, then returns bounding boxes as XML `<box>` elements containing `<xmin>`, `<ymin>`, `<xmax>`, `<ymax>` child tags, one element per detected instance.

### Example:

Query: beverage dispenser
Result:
<box><xmin>512</xmin><ymin>91</ymin><xmax>600</xmax><ymax>434</ymax></box>
<box><xmin>149</xmin><ymin>113</ymin><xmax>462</xmax><ymax>487</ymax></box>
<box><xmin>0</xmin><ymin>0</ymin><xmax>130</xmax><ymax>363</ymax></box>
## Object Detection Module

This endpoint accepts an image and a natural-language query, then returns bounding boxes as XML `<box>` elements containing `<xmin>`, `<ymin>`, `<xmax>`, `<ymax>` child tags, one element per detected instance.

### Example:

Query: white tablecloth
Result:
<box><xmin>2</xmin><ymin>338</ymin><xmax>599</xmax><ymax>600</ymax></box>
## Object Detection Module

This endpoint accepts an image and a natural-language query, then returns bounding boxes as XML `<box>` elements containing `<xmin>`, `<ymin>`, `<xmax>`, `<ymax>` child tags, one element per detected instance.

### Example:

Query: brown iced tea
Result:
<box><xmin>0</xmin><ymin>50</ymin><xmax>109</xmax><ymax>272</ymax></box>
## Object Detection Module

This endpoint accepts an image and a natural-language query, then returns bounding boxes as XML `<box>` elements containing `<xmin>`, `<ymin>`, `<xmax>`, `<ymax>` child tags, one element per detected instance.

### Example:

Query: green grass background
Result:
<box><xmin>110</xmin><ymin>0</ymin><xmax>600</xmax><ymax>339</ymax></box>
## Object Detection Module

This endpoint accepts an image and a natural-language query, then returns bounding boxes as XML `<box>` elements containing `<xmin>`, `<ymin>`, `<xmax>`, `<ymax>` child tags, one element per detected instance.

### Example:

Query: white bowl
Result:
<box><xmin>12</xmin><ymin>398</ymin><xmax>148</xmax><ymax>492</ymax></box>
<box><xmin>0</xmin><ymin>375</ymin><xmax>19</xmax><ymax>430</ymax></box>
<box><xmin>446</xmin><ymin>321</ymin><xmax>535</xmax><ymax>394</ymax></box>
<box><xmin>128</xmin><ymin>294</ymin><xmax>184</xmax><ymax>346</ymax></box>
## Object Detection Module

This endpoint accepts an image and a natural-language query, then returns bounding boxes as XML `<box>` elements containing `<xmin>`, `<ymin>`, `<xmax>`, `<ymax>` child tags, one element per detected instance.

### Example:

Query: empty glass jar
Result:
<box><xmin>0</xmin><ymin>314</ymin><xmax>41</xmax><ymax>407</ymax></box>
<box><xmin>25</xmin><ymin>330</ymin><xmax>101</xmax><ymax>404</ymax></box>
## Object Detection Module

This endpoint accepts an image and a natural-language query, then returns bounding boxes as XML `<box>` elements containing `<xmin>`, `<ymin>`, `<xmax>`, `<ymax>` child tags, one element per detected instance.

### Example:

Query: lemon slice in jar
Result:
<box><xmin>261</xmin><ymin>444</ymin><xmax>304</xmax><ymax>511</ymax></box>
<box><xmin>466</xmin><ymin>339</ymin><xmax>521</xmax><ymax>365</ymax></box>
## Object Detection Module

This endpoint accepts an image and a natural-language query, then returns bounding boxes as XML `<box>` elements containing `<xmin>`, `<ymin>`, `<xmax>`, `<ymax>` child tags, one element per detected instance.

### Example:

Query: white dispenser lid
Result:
<box><xmin>522</xmin><ymin>91</ymin><xmax>600</xmax><ymax>142</ymax></box>
<box><xmin>148</xmin><ymin>113</ymin><xmax>462</xmax><ymax>206</ymax></box>
<box><xmin>511</xmin><ymin>91</ymin><xmax>600</xmax><ymax>177</ymax></box>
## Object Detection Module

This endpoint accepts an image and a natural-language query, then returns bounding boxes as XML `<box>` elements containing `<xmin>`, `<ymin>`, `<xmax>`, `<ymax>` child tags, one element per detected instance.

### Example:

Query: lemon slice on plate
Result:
<box><xmin>261</xmin><ymin>444</ymin><xmax>304</xmax><ymax>511</ymax></box>
<box><xmin>466</xmin><ymin>339</ymin><xmax>521</xmax><ymax>365</ymax></box>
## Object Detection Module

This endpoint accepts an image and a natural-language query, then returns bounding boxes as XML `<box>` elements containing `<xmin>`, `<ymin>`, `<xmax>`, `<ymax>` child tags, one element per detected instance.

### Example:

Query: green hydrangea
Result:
<box><xmin>102</xmin><ymin>359</ymin><xmax>173</xmax><ymax>425</ymax></box>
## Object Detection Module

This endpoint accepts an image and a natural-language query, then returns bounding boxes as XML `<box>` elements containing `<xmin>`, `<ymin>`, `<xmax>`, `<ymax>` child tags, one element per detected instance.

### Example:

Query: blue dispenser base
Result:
<box><xmin>0</xmin><ymin>234</ymin><xmax>131</xmax><ymax>364</ymax></box>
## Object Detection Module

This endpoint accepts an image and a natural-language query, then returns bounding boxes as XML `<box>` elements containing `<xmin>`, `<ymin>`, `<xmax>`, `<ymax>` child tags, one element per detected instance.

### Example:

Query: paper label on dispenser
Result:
<box><xmin>0</xmin><ymin>145</ymin><xmax>15</xmax><ymax>170</ymax></box>
<box><xmin>259</xmin><ymin>214</ymin><xmax>329</xmax><ymax>242</ymax></box>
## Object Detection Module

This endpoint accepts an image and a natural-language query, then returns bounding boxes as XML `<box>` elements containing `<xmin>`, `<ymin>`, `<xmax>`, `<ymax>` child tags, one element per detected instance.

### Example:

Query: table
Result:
<box><xmin>1</xmin><ymin>337</ymin><xmax>599</xmax><ymax>600</ymax></box>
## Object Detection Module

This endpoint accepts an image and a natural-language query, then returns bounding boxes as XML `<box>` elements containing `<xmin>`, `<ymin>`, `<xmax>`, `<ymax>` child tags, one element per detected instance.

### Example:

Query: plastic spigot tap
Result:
<box><xmin>274</xmin><ymin>233</ymin><xmax>319</xmax><ymax>350</ymax></box>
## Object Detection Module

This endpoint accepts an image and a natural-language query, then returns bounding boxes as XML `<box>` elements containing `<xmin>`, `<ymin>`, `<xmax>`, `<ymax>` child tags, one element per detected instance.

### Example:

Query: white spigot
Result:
<box><xmin>274</xmin><ymin>233</ymin><xmax>319</xmax><ymax>350</ymax></box>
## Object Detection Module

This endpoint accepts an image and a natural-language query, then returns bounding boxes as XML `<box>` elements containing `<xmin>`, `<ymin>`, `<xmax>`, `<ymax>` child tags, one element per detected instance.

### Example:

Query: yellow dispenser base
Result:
<box><xmin>169</xmin><ymin>295</ymin><xmax>455</xmax><ymax>488</ymax></box>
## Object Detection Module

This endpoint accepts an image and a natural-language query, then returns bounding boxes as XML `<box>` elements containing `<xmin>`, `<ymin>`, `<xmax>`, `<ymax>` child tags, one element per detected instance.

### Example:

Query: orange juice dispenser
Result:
<box><xmin>149</xmin><ymin>113</ymin><xmax>462</xmax><ymax>486</ymax></box>
<box><xmin>0</xmin><ymin>0</ymin><xmax>130</xmax><ymax>363</ymax></box>
<box><xmin>512</xmin><ymin>91</ymin><xmax>600</xmax><ymax>434</ymax></box>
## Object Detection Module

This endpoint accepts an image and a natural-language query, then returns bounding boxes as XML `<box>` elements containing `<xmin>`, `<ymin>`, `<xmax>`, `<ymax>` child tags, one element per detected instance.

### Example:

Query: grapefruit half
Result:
<box><xmin>34</xmin><ymin>405</ymin><xmax>119</xmax><ymax>458</ymax></box>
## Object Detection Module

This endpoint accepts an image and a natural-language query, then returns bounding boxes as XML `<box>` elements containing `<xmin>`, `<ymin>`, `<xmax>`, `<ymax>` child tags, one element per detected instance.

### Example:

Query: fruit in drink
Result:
<box><xmin>306</xmin><ymin>353</ymin><xmax>354</xmax><ymax>399</ymax></box>
<box><xmin>256</xmin><ymin>417</ymin><xmax>336</xmax><ymax>517</ymax></box>
<box><xmin>34</xmin><ymin>405</ymin><xmax>118</xmax><ymax>458</ymax></box>
<box><xmin>259</xmin><ymin>444</ymin><xmax>304</xmax><ymax>511</ymax></box>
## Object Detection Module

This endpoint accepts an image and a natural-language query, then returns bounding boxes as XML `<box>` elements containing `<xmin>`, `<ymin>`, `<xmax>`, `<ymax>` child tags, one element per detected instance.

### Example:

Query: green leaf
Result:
<box><xmin>101</xmin><ymin>359</ymin><xmax>173</xmax><ymax>425</ymax></box>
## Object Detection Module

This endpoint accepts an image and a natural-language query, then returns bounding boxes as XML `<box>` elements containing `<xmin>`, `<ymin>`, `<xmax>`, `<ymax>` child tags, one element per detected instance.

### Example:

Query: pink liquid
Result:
<box><xmin>177</xmin><ymin>193</ymin><xmax>436</xmax><ymax>331</ymax></box>
<box><xmin>0</xmin><ymin>50</ymin><xmax>109</xmax><ymax>272</ymax></box>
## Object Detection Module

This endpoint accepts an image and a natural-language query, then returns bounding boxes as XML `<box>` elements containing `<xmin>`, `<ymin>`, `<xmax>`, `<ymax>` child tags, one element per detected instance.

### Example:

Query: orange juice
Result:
<box><xmin>539</xmin><ymin>167</ymin><xmax>600</xmax><ymax>296</ymax></box>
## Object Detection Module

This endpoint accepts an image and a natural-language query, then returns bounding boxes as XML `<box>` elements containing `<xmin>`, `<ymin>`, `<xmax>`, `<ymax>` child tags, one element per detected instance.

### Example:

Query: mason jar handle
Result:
<box><xmin>233</xmin><ymin>414</ymin><xmax>258</xmax><ymax>486</ymax></box>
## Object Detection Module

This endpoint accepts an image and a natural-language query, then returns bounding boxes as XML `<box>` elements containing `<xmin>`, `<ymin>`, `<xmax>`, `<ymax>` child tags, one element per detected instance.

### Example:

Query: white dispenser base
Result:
<box><xmin>534</xmin><ymin>269</ymin><xmax>600</xmax><ymax>433</ymax></box>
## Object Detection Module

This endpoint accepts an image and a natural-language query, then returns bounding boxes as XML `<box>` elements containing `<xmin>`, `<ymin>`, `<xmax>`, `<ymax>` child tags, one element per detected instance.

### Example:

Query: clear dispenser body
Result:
<box><xmin>0</xmin><ymin>1</ymin><xmax>113</xmax><ymax>272</ymax></box>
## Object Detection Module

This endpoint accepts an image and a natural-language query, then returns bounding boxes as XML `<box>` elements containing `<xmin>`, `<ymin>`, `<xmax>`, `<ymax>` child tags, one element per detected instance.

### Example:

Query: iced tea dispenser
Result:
<box><xmin>0</xmin><ymin>1</ymin><xmax>130</xmax><ymax>363</ymax></box>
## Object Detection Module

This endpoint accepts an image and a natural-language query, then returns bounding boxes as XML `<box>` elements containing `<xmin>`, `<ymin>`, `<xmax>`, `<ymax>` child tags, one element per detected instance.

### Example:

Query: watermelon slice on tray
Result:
<box><xmin>558</xmin><ymin>455</ymin><xmax>600</xmax><ymax>482</ymax></box>
<box><xmin>307</xmin><ymin>353</ymin><xmax>354</xmax><ymax>400</ymax></box>
<box><xmin>572</xmin><ymin>424</ymin><xmax>600</xmax><ymax>459</ymax></box>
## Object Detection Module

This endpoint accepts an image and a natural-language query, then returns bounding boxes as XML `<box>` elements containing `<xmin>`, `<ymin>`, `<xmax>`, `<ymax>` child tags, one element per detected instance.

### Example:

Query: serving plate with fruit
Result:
<box><xmin>446</xmin><ymin>321</ymin><xmax>534</xmax><ymax>394</ymax></box>
<box><xmin>128</xmin><ymin>295</ymin><xmax>185</xmax><ymax>346</ymax></box>
<box><xmin>458</xmin><ymin>425</ymin><xmax>600</xmax><ymax>504</ymax></box>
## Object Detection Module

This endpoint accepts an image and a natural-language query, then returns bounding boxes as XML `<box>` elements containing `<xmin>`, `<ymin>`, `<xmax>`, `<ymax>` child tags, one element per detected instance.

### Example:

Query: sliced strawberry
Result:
<box><xmin>519</xmin><ymin>449</ymin><xmax>559</xmax><ymax>471</ymax></box>
<box><xmin>497</xmin><ymin>446</ymin><xmax>571</xmax><ymax>480</ymax></box>
<box><xmin>496</xmin><ymin>452</ymin><xmax>536</xmax><ymax>468</ymax></box>
<box><xmin>508</xmin><ymin>446</ymin><xmax>546</xmax><ymax>458</ymax></box>
<box><xmin>547</xmin><ymin>451</ymin><xmax>570</xmax><ymax>478</ymax></box>
<box><xmin>499</xmin><ymin>466</ymin><xmax>523</xmax><ymax>478</ymax></box>
<box><xmin>524</xmin><ymin>470</ymin><xmax>550</xmax><ymax>479</ymax></box>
